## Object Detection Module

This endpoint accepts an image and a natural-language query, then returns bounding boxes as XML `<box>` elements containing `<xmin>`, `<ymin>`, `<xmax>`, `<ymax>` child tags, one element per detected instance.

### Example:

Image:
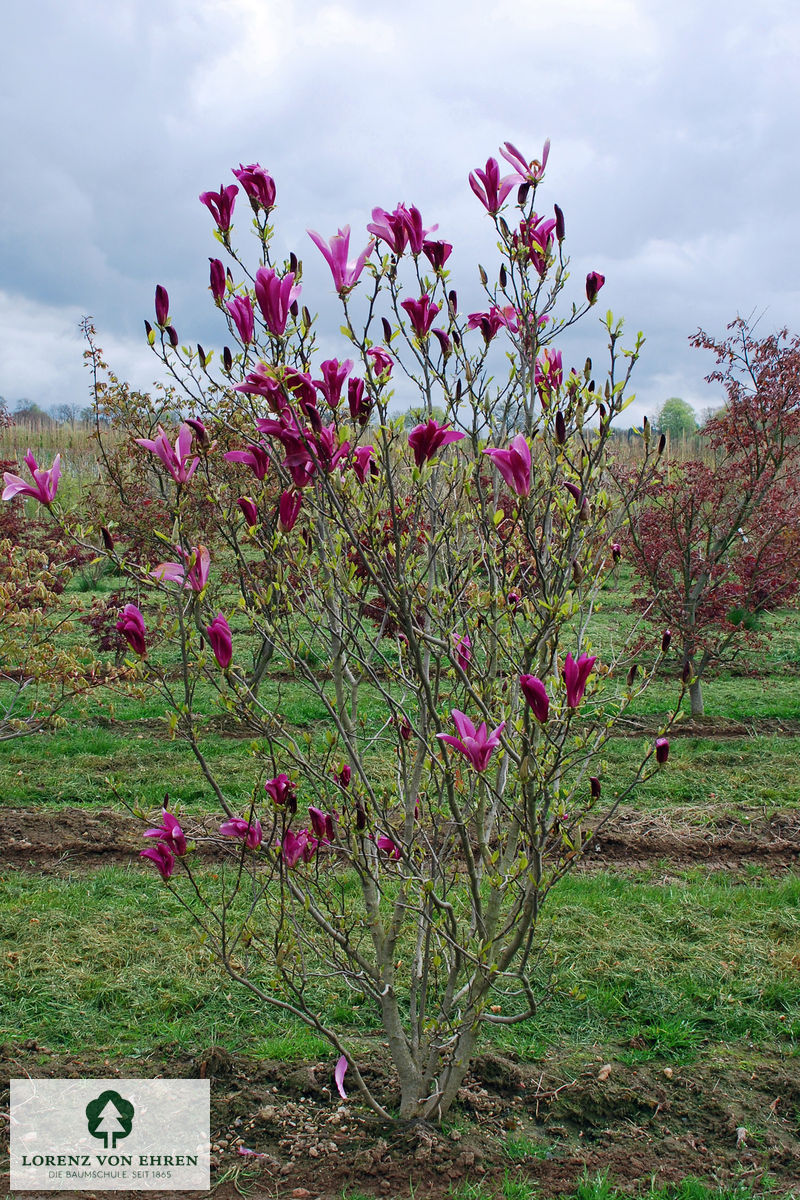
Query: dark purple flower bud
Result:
<box><xmin>682</xmin><ymin>660</ymin><xmax>692</xmax><ymax>684</ymax></box>
<box><xmin>144</xmin><ymin>319</ymin><xmax>154</xmax><ymax>345</ymax></box>
<box><xmin>555</xmin><ymin>410</ymin><xmax>566</xmax><ymax>444</ymax></box>
<box><xmin>564</xmin><ymin>480</ymin><xmax>582</xmax><ymax>504</ymax></box>
<box><xmin>585</xmin><ymin>272</ymin><xmax>605</xmax><ymax>304</ymax></box>
<box><xmin>155</xmin><ymin>285</ymin><xmax>169</xmax><ymax>328</ymax></box>
<box><xmin>167</xmin><ymin>326</ymin><xmax>179</xmax><ymax>348</ymax></box>
<box><xmin>206</xmin><ymin>613</ymin><xmax>233</xmax><ymax>669</ymax></box>
<box><xmin>356</xmin><ymin>803</ymin><xmax>367</xmax><ymax>831</ymax></box>
<box><xmin>657</xmin><ymin>433</ymin><xmax>667</xmax><ymax>455</ymax></box>
<box><xmin>381</xmin><ymin>317</ymin><xmax>393</xmax><ymax>343</ymax></box>
<box><xmin>332</xmin><ymin>763</ymin><xmax>351</xmax><ymax>788</ymax></box>
<box><xmin>626</xmin><ymin>663</ymin><xmax>638</xmax><ymax>687</ymax></box>
<box><xmin>517</xmin><ymin>182</ymin><xmax>530</xmax><ymax>206</ymax></box>
<box><xmin>223</xmin><ymin>346</ymin><xmax>233</xmax><ymax>373</ymax></box>
<box><xmin>209</xmin><ymin>258</ymin><xmax>226</xmax><ymax>303</ymax></box>
<box><xmin>448</xmin><ymin>289</ymin><xmax>458</xmax><ymax>317</ymax></box>
<box><xmin>278</xmin><ymin>490</ymin><xmax>302</xmax><ymax>532</ymax></box>
<box><xmin>101</xmin><ymin>526</ymin><xmax>115</xmax><ymax>552</ymax></box>
<box><xmin>661</xmin><ymin>629</ymin><xmax>672</xmax><ymax>653</ymax></box>
<box><xmin>590</xmin><ymin>776</ymin><xmax>601</xmax><ymax>799</ymax></box>
<box><xmin>612</xmin><ymin>543</ymin><xmax>621</xmax><ymax>563</ymax></box>
<box><xmin>572</xmin><ymin>560</ymin><xmax>584</xmax><ymax>585</ymax></box>
<box><xmin>432</xmin><ymin>328</ymin><xmax>451</xmax><ymax>358</ymax></box>
<box><xmin>554</xmin><ymin>203</ymin><xmax>565</xmax><ymax>242</ymax></box>
<box><xmin>289</xmin><ymin>252</ymin><xmax>298</xmax><ymax>274</ymax></box>
<box><xmin>116</xmin><ymin>604</ymin><xmax>147</xmax><ymax>657</ymax></box>
<box><xmin>398</xmin><ymin>716</ymin><xmax>413</xmax><ymax>742</ymax></box>
<box><xmin>237</xmin><ymin>496</ymin><xmax>258</xmax><ymax>526</ymax></box>
<box><xmin>655</xmin><ymin>737</ymin><xmax>669</xmax><ymax>764</ymax></box>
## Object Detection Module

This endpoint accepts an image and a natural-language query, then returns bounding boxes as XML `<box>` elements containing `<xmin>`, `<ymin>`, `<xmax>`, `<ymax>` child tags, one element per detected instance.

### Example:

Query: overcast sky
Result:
<box><xmin>2</xmin><ymin>0</ymin><xmax>798</xmax><ymax>426</ymax></box>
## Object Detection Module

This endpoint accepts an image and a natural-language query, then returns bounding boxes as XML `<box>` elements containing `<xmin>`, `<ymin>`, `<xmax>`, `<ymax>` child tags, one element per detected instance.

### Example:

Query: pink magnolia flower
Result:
<box><xmin>315</xmin><ymin>358</ymin><xmax>352</xmax><ymax>408</ymax></box>
<box><xmin>206</xmin><ymin>613</ymin><xmax>233</xmax><ymax>668</ymax></box>
<box><xmin>308</xmin><ymin>226</ymin><xmax>374</xmax><ymax>293</ymax></box>
<box><xmin>151</xmin><ymin>544</ymin><xmax>210</xmax><ymax>592</ymax></box>
<box><xmin>140</xmin><ymin>842</ymin><xmax>175</xmax><ymax>879</ymax></box>
<box><xmin>254</xmin><ymin>267</ymin><xmax>301</xmax><ymax>337</ymax></box>
<box><xmin>264</xmin><ymin>774</ymin><xmax>297</xmax><ymax>809</ymax></box>
<box><xmin>562</xmin><ymin>652</ymin><xmax>597</xmax><ymax>708</ymax></box>
<box><xmin>2</xmin><ymin>450</ymin><xmax>61</xmax><ymax>506</ymax></box>
<box><xmin>366</xmin><ymin>347</ymin><xmax>393</xmax><ymax>379</ymax></box>
<box><xmin>237</xmin><ymin>496</ymin><xmax>258</xmax><ymax>526</ymax></box>
<box><xmin>144</xmin><ymin>807</ymin><xmax>188</xmax><ymax>856</ymax></box>
<box><xmin>520</xmin><ymin>675</ymin><xmax>549</xmax><ymax>723</ymax></box>
<box><xmin>483</xmin><ymin>433</ymin><xmax>532</xmax><ymax>497</ymax></box>
<box><xmin>376</xmin><ymin>835</ymin><xmax>402</xmax><ymax>860</ymax></box>
<box><xmin>586</xmin><ymin>272</ymin><xmax>605</xmax><ymax>303</ymax></box>
<box><xmin>469</xmin><ymin>157</ymin><xmax>521</xmax><ymax>214</ymax></box>
<box><xmin>280</xmin><ymin>827</ymin><xmax>318</xmax><ymax>868</ymax></box>
<box><xmin>351</xmin><ymin>445</ymin><xmax>377</xmax><ymax>483</ymax></box>
<box><xmin>367</xmin><ymin>205</ymin><xmax>411</xmax><ymax>255</ymax></box>
<box><xmin>437</xmin><ymin>709</ymin><xmax>506</xmax><ymax>773</ymax></box>
<box><xmin>408</xmin><ymin>419</ymin><xmax>464</xmax><ymax>467</ymax></box>
<box><xmin>224</xmin><ymin>443</ymin><xmax>271</xmax><ymax>480</ymax></box>
<box><xmin>332</xmin><ymin>762</ymin><xmax>351</xmax><ymax>788</ymax></box>
<box><xmin>220</xmin><ymin>816</ymin><xmax>263</xmax><ymax>849</ymax></box>
<box><xmin>422</xmin><ymin>240</ymin><xmax>452</xmax><ymax>271</ymax></box>
<box><xmin>499</xmin><ymin>138</ymin><xmax>550</xmax><ymax>183</ymax></box>
<box><xmin>209</xmin><ymin>257</ymin><xmax>226</xmax><ymax>302</ymax></box>
<box><xmin>535</xmin><ymin>348</ymin><xmax>563</xmax><ymax>403</ymax></box>
<box><xmin>467</xmin><ymin>305</ymin><xmax>519</xmax><ymax>343</ymax></box>
<box><xmin>400</xmin><ymin>295</ymin><xmax>440</xmax><ymax>338</ymax></box>
<box><xmin>154</xmin><ymin>285</ymin><xmax>169</xmax><ymax>327</ymax></box>
<box><xmin>235</xmin><ymin>364</ymin><xmax>287</xmax><ymax>411</ymax></box>
<box><xmin>655</xmin><ymin>737</ymin><xmax>670</xmax><ymax>764</ymax></box>
<box><xmin>517</xmin><ymin>213</ymin><xmax>557</xmax><ymax>276</ymax></box>
<box><xmin>278</xmin><ymin>489</ymin><xmax>302</xmax><ymax>531</ymax></box>
<box><xmin>226</xmin><ymin>295</ymin><xmax>255</xmax><ymax>345</ymax></box>
<box><xmin>347</xmin><ymin>377</ymin><xmax>372</xmax><ymax>426</ymax></box>
<box><xmin>453</xmin><ymin>633</ymin><xmax>471</xmax><ymax>672</ymax></box>
<box><xmin>334</xmin><ymin>1055</ymin><xmax>348</xmax><ymax>1100</ymax></box>
<box><xmin>135</xmin><ymin>424</ymin><xmax>199</xmax><ymax>485</ymax></box>
<box><xmin>308</xmin><ymin>806</ymin><xmax>336</xmax><ymax>843</ymax></box>
<box><xmin>116</xmin><ymin>603</ymin><xmax>147</xmax><ymax>656</ymax></box>
<box><xmin>232</xmin><ymin>163</ymin><xmax>276</xmax><ymax>210</ymax></box>
<box><xmin>199</xmin><ymin>184</ymin><xmax>238</xmax><ymax>232</ymax></box>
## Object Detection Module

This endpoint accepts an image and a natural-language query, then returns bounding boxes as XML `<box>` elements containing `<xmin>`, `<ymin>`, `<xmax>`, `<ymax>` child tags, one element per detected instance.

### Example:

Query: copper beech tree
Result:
<box><xmin>5</xmin><ymin>142</ymin><xmax>681</xmax><ymax>1121</ymax></box>
<box><xmin>620</xmin><ymin>321</ymin><xmax>800</xmax><ymax>717</ymax></box>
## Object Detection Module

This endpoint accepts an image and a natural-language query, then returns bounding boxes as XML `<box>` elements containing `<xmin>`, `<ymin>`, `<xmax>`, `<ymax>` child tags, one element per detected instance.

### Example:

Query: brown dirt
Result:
<box><xmin>2</xmin><ymin>1042</ymin><xmax>799</xmax><ymax>1199</ymax></box>
<box><xmin>1</xmin><ymin>806</ymin><xmax>798</xmax><ymax>876</ymax></box>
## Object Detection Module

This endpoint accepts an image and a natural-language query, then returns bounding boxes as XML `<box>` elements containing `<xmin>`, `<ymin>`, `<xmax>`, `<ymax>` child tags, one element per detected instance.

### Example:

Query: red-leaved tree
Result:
<box><xmin>621</xmin><ymin>319</ymin><xmax>800</xmax><ymax>715</ymax></box>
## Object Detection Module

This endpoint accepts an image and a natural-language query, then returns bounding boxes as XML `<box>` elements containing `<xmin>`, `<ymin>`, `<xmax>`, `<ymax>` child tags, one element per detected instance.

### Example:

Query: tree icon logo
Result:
<box><xmin>85</xmin><ymin>1090</ymin><xmax>135</xmax><ymax>1149</ymax></box>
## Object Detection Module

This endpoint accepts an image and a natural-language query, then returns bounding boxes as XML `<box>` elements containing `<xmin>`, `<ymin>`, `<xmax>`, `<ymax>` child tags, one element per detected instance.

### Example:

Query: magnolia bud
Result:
<box><xmin>517</xmin><ymin>182</ymin><xmax>530</xmax><ymax>206</ymax></box>
<box><xmin>382</xmin><ymin>317</ymin><xmax>392</xmax><ymax>343</ymax></box>
<box><xmin>572</xmin><ymin>559</ymin><xmax>584</xmax><ymax>585</ymax></box>
<box><xmin>682</xmin><ymin>659</ymin><xmax>692</xmax><ymax>684</ymax></box>
<box><xmin>144</xmin><ymin>319</ymin><xmax>155</xmax><ymax>346</ymax></box>
<box><xmin>657</xmin><ymin>433</ymin><xmax>667</xmax><ymax>455</ymax></box>
<box><xmin>155</xmin><ymin>284</ymin><xmax>169</xmax><ymax>327</ymax></box>
<box><xmin>356</xmin><ymin>803</ymin><xmax>367</xmax><ymax>831</ymax></box>
<box><xmin>448</xmin><ymin>289</ymin><xmax>458</xmax><ymax>317</ymax></box>
<box><xmin>612</xmin><ymin>543</ymin><xmax>621</xmax><ymax>563</ymax></box>
<box><xmin>289</xmin><ymin>251</ymin><xmax>298</xmax><ymax>274</ymax></box>
<box><xmin>167</xmin><ymin>326</ymin><xmax>179</xmax><ymax>348</ymax></box>
<box><xmin>101</xmin><ymin>526</ymin><xmax>115</xmax><ymax>552</ymax></box>
<box><xmin>590</xmin><ymin>776</ymin><xmax>601</xmax><ymax>799</ymax></box>
<box><xmin>223</xmin><ymin>346</ymin><xmax>233</xmax><ymax>373</ymax></box>
<box><xmin>197</xmin><ymin>343</ymin><xmax>206</xmax><ymax>367</ymax></box>
<box><xmin>554</xmin><ymin>203</ymin><xmax>565</xmax><ymax>242</ymax></box>
<box><xmin>626</xmin><ymin>663</ymin><xmax>638</xmax><ymax>687</ymax></box>
<box><xmin>555</xmin><ymin>410</ymin><xmax>566</xmax><ymax>445</ymax></box>
<box><xmin>499</xmin><ymin>263</ymin><xmax>507</xmax><ymax>289</ymax></box>
<box><xmin>655</xmin><ymin>737</ymin><xmax>669</xmax><ymax>764</ymax></box>
<box><xmin>661</xmin><ymin>629</ymin><xmax>672</xmax><ymax>653</ymax></box>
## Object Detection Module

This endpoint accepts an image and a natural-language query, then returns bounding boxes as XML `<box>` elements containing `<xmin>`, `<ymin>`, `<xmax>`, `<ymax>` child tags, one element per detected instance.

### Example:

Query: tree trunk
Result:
<box><xmin>689</xmin><ymin>675</ymin><xmax>704</xmax><ymax>717</ymax></box>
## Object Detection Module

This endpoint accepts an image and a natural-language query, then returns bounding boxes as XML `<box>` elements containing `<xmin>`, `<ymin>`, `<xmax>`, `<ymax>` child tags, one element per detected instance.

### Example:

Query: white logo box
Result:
<box><xmin>10</xmin><ymin>1079</ymin><xmax>210</xmax><ymax>1191</ymax></box>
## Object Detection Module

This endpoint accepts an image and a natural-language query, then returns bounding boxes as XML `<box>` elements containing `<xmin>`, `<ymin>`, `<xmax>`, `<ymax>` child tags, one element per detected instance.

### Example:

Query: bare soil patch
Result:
<box><xmin>2</xmin><ymin>1042</ymin><xmax>798</xmax><ymax>1199</ymax></box>
<box><xmin>1</xmin><ymin>806</ymin><xmax>798</xmax><ymax>875</ymax></box>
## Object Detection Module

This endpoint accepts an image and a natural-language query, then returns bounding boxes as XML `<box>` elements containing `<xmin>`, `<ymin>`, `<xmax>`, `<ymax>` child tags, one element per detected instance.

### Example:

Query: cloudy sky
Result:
<box><xmin>2</xmin><ymin>0</ymin><xmax>798</xmax><ymax>425</ymax></box>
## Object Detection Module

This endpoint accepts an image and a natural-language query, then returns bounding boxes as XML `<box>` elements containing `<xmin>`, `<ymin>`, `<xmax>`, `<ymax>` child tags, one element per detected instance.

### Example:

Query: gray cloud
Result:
<box><xmin>1</xmin><ymin>0</ymin><xmax>798</xmax><ymax>425</ymax></box>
